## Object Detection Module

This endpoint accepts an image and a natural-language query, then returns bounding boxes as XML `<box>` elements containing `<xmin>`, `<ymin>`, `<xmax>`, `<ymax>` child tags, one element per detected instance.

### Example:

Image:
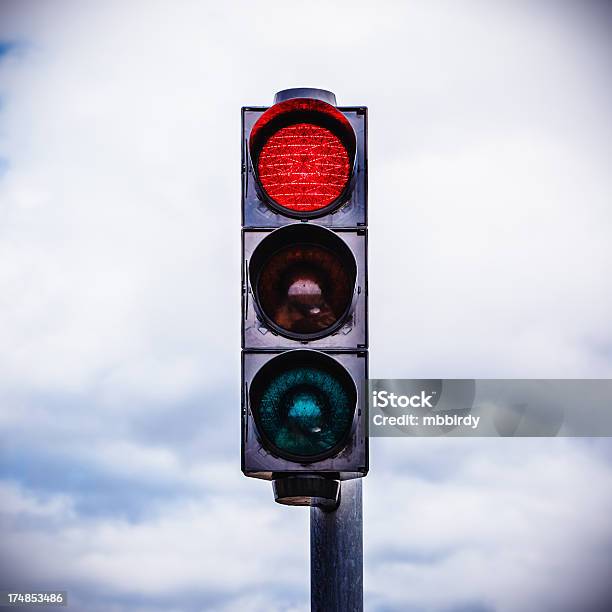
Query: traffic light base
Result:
<box><xmin>273</xmin><ymin>475</ymin><xmax>340</xmax><ymax>510</ymax></box>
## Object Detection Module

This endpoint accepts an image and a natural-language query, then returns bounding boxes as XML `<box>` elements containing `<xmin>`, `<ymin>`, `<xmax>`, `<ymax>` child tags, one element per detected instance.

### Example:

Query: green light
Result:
<box><xmin>258</xmin><ymin>366</ymin><xmax>353</xmax><ymax>458</ymax></box>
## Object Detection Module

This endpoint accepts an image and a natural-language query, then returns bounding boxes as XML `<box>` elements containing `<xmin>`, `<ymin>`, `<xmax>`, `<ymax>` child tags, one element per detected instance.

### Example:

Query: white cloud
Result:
<box><xmin>0</xmin><ymin>1</ymin><xmax>611</xmax><ymax>611</ymax></box>
<box><xmin>1</xmin><ymin>0</ymin><xmax>610</xmax><ymax>398</ymax></box>
<box><xmin>0</xmin><ymin>480</ymin><xmax>309</xmax><ymax>605</ymax></box>
<box><xmin>0</xmin><ymin>480</ymin><xmax>76</xmax><ymax>519</ymax></box>
<box><xmin>366</xmin><ymin>438</ymin><xmax>612</xmax><ymax>611</ymax></box>
<box><xmin>371</xmin><ymin>133</ymin><xmax>612</xmax><ymax>378</ymax></box>
<box><xmin>2</xmin><ymin>440</ymin><xmax>611</xmax><ymax>611</ymax></box>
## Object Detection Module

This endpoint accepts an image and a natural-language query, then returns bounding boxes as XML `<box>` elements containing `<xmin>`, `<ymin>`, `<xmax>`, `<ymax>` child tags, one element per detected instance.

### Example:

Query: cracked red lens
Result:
<box><xmin>257</xmin><ymin>123</ymin><xmax>350</xmax><ymax>212</ymax></box>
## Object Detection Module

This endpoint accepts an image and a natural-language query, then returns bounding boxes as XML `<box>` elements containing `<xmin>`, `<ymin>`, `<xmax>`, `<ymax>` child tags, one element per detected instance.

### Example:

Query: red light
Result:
<box><xmin>257</xmin><ymin>123</ymin><xmax>350</xmax><ymax>212</ymax></box>
<box><xmin>249</xmin><ymin>98</ymin><xmax>356</xmax><ymax>216</ymax></box>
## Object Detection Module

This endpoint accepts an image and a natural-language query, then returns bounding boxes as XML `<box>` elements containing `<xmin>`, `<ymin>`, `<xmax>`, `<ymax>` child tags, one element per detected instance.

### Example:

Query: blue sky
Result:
<box><xmin>1</xmin><ymin>1</ymin><xmax>612</xmax><ymax>610</ymax></box>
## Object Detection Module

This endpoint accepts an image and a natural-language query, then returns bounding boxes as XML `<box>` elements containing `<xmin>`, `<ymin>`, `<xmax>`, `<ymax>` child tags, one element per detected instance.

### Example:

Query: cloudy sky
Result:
<box><xmin>1</xmin><ymin>1</ymin><xmax>612</xmax><ymax>610</ymax></box>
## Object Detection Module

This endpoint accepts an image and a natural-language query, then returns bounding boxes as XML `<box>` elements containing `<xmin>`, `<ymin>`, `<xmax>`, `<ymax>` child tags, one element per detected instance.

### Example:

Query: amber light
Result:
<box><xmin>257</xmin><ymin>242</ymin><xmax>354</xmax><ymax>336</ymax></box>
<box><xmin>249</xmin><ymin>224</ymin><xmax>357</xmax><ymax>340</ymax></box>
<box><xmin>257</xmin><ymin>123</ymin><xmax>350</xmax><ymax>212</ymax></box>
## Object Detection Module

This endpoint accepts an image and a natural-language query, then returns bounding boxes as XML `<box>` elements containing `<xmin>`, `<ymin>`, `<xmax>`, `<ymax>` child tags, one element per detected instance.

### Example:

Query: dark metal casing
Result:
<box><xmin>241</xmin><ymin>92</ymin><xmax>368</xmax><ymax>496</ymax></box>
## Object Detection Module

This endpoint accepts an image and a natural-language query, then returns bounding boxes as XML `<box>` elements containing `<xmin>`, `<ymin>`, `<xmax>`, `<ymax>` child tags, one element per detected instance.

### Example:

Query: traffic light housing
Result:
<box><xmin>243</xmin><ymin>225</ymin><xmax>367</xmax><ymax>350</ymax></box>
<box><xmin>242</xmin><ymin>90</ymin><xmax>367</xmax><ymax>228</ymax></box>
<box><xmin>241</xmin><ymin>89</ymin><xmax>368</xmax><ymax>507</ymax></box>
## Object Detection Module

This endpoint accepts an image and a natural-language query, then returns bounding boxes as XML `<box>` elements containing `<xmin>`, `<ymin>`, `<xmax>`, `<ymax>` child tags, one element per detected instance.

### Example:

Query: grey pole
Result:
<box><xmin>310</xmin><ymin>479</ymin><xmax>363</xmax><ymax>612</ymax></box>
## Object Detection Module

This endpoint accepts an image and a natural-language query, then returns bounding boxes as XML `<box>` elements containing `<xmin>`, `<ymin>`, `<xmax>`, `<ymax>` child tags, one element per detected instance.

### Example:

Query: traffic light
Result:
<box><xmin>241</xmin><ymin>88</ymin><xmax>368</xmax><ymax>508</ymax></box>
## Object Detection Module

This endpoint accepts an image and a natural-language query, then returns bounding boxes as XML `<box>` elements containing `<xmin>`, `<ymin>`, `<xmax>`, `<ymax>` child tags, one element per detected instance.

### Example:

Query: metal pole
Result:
<box><xmin>310</xmin><ymin>479</ymin><xmax>363</xmax><ymax>612</ymax></box>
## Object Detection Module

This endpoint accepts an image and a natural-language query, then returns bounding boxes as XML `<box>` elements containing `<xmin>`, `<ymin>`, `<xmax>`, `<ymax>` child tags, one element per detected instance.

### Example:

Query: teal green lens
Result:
<box><xmin>252</xmin><ymin>355</ymin><xmax>356</xmax><ymax>460</ymax></box>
